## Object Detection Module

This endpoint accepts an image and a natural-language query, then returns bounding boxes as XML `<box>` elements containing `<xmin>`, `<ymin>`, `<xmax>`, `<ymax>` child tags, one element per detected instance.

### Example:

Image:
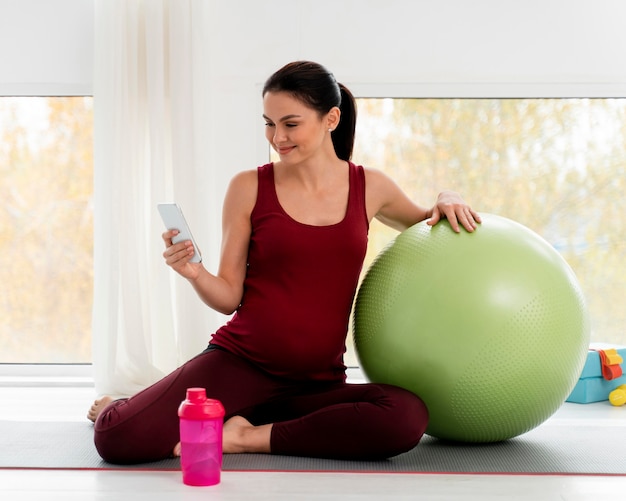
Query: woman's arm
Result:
<box><xmin>364</xmin><ymin>167</ymin><xmax>481</xmax><ymax>233</ymax></box>
<box><xmin>161</xmin><ymin>170</ymin><xmax>257</xmax><ymax>315</ymax></box>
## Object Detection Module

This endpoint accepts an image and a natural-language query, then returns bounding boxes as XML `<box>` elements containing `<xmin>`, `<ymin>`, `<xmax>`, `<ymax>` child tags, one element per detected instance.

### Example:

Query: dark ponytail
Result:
<box><xmin>263</xmin><ymin>61</ymin><xmax>357</xmax><ymax>161</ymax></box>
<box><xmin>333</xmin><ymin>83</ymin><xmax>357</xmax><ymax>161</ymax></box>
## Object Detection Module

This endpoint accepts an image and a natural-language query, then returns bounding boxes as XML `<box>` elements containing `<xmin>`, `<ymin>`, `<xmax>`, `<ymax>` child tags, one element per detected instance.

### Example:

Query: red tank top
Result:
<box><xmin>211</xmin><ymin>162</ymin><xmax>369</xmax><ymax>381</ymax></box>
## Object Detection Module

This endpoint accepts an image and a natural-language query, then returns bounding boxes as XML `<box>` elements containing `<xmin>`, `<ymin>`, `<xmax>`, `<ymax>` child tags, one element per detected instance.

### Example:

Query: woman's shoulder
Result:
<box><xmin>224</xmin><ymin>168</ymin><xmax>261</xmax><ymax>209</ymax></box>
<box><xmin>230</xmin><ymin>163</ymin><xmax>274</xmax><ymax>184</ymax></box>
<box><xmin>231</xmin><ymin>167</ymin><xmax>258</xmax><ymax>182</ymax></box>
<box><xmin>229</xmin><ymin>166</ymin><xmax>265</xmax><ymax>188</ymax></box>
<box><xmin>361</xmin><ymin>165</ymin><xmax>396</xmax><ymax>188</ymax></box>
<box><xmin>361</xmin><ymin>164</ymin><xmax>407</xmax><ymax>214</ymax></box>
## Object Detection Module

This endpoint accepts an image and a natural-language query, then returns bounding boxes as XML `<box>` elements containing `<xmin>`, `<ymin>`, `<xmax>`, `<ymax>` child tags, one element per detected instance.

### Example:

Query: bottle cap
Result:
<box><xmin>178</xmin><ymin>387</ymin><xmax>225</xmax><ymax>419</ymax></box>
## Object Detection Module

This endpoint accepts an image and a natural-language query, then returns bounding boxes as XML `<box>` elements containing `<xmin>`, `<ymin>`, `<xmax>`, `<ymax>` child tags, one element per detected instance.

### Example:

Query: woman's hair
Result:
<box><xmin>262</xmin><ymin>61</ymin><xmax>357</xmax><ymax>161</ymax></box>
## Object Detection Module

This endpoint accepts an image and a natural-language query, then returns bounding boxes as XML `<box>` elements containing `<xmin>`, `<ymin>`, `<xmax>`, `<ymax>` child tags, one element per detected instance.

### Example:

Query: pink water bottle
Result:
<box><xmin>178</xmin><ymin>388</ymin><xmax>225</xmax><ymax>486</ymax></box>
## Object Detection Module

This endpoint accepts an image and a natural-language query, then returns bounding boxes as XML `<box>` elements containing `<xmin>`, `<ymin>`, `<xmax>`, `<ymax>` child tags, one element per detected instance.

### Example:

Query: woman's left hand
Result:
<box><xmin>427</xmin><ymin>190</ymin><xmax>481</xmax><ymax>233</ymax></box>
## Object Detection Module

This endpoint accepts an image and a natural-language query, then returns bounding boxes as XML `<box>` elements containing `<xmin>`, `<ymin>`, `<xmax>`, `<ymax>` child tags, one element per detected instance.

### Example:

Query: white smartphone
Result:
<box><xmin>157</xmin><ymin>203</ymin><xmax>202</xmax><ymax>263</ymax></box>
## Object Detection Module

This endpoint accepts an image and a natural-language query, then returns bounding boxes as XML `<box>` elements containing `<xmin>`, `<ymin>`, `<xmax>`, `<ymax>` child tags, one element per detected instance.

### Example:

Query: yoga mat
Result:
<box><xmin>1</xmin><ymin>420</ymin><xmax>625</xmax><ymax>475</ymax></box>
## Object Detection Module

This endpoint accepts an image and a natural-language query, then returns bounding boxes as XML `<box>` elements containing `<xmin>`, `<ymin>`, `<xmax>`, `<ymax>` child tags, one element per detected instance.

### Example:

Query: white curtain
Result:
<box><xmin>92</xmin><ymin>0</ymin><xmax>224</xmax><ymax>397</ymax></box>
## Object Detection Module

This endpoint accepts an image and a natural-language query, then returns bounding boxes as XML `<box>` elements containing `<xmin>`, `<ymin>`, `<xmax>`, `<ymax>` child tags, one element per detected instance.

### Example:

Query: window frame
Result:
<box><xmin>341</xmin><ymin>82</ymin><xmax>626</xmax><ymax>367</ymax></box>
<box><xmin>5</xmin><ymin>82</ymin><xmax>626</xmax><ymax>383</ymax></box>
<box><xmin>0</xmin><ymin>91</ymin><xmax>94</xmax><ymax>383</ymax></box>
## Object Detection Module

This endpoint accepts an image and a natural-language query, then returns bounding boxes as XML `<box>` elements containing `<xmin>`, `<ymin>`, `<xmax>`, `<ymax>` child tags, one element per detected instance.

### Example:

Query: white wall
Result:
<box><xmin>2</xmin><ymin>0</ymin><xmax>626</xmax><ymax>194</ymax></box>
<box><xmin>0</xmin><ymin>0</ymin><xmax>93</xmax><ymax>95</ymax></box>
<box><xmin>204</xmin><ymin>0</ymin><xmax>626</xmax><ymax>186</ymax></box>
<box><xmin>210</xmin><ymin>0</ymin><xmax>626</xmax><ymax>87</ymax></box>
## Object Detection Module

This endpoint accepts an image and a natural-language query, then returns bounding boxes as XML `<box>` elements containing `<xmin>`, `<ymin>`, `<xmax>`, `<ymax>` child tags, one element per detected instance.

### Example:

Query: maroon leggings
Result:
<box><xmin>94</xmin><ymin>345</ymin><xmax>429</xmax><ymax>464</ymax></box>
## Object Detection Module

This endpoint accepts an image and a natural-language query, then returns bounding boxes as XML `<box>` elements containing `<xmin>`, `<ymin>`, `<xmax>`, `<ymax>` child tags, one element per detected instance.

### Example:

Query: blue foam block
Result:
<box><xmin>567</xmin><ymin>375</ymin><xmax>626</xmax><ymax>403</ymax></box>
<box><xmin>578</xmin><ymin>346</ymin><xmax>626</xmax><ymax>379</ymax></box>
<box><xmin>566</xmin><ymin>345</ymin><xmax>626</xmax><ymax>403</ymax></box>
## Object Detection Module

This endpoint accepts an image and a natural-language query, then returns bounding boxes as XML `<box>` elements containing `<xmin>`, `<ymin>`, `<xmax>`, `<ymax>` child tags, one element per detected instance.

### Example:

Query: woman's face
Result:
<box><xmin>262</xmin><ymin>91</ymin><xmax>336</xmax><ymax>165</ymax></box>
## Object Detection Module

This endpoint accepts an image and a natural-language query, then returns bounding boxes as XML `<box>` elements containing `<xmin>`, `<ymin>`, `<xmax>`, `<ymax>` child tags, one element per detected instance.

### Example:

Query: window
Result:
<box><xmin>347</xmin><ymin>98</ymin><xmax>625</xmax><ymax>366</ymax></box>
<box><xmin>0</xmin><ymin>97</ymin><xmax>93</xmax><ymax>363</ymax></box>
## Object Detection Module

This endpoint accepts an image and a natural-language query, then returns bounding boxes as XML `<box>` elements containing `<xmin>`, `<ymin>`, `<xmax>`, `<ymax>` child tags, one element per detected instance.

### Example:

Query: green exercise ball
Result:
<box><xmin>353</xmin><ymin>213</ymin><xmax>590</xmax><ymax>442</ymax></box>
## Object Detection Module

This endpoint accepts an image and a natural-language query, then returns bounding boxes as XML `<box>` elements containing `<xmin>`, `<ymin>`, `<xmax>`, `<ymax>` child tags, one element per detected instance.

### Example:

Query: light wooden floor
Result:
<box><xmin>1</xmin><ymin>384</ymin><xmax>626</xmax><ymax>500</ymax></box>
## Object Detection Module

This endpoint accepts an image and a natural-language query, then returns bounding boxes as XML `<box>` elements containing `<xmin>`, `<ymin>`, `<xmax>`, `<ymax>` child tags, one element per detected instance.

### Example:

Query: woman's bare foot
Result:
<box><xmin>222</xmin><ymin>416</ymin><xmax>272</xmax><ymax>454</ymax></box>
<box><xmin>87</xmin><ymin>396</ymin><xmax>114</xmax><ymax>423</ymax></box>
<box><xmin>171</xmin><ymin>416</ymin><xmax>272</xmax><ymax>457</ymax></box>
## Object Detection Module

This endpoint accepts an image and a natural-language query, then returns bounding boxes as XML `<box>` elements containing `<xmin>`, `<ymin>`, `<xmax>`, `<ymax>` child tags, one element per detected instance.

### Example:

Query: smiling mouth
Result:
<box><xmin>276</xmin><ymin>145</ymin><xmax>296</xmax><ymax>155</ymax></box>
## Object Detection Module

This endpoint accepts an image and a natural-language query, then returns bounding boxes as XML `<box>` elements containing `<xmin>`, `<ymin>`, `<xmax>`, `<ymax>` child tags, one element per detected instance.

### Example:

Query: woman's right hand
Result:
<box><xmin>162</xmin><ymin>229</ymin><xmax>203</xmax><ymax>280</ymax></box>
<box><xmin>162</xmin><ymin>170</ymin><xmax>255</xmax><ymax>315</ymax></box>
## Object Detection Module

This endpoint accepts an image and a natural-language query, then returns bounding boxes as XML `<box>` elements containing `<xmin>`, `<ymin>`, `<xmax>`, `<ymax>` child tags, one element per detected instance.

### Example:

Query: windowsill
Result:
<box><xmin>0</xmin><ymin>364</ymin><xmax>94</xmax><ymax>388</ymax></box>
<box><xmin>0</xmin><ymin>364</ymin><xmax>366</xmax><ymax>388</ymax></box>
<box><xmin>346</xmin><ymin>366</ymin><xmax>367</xmax><ymax>384</ymax></box>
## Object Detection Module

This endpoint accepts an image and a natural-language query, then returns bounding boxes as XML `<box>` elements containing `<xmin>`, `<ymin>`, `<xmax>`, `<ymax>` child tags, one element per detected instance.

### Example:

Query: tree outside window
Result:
<box><xmin>0</xmin><ymin>97</ymin><xmax>93</xmax><ymax>363</ymax></box>
<box><xmin>346</xmin><ymin>98</ymin><xmax>625</xmax><ymax>366</ymax></box>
